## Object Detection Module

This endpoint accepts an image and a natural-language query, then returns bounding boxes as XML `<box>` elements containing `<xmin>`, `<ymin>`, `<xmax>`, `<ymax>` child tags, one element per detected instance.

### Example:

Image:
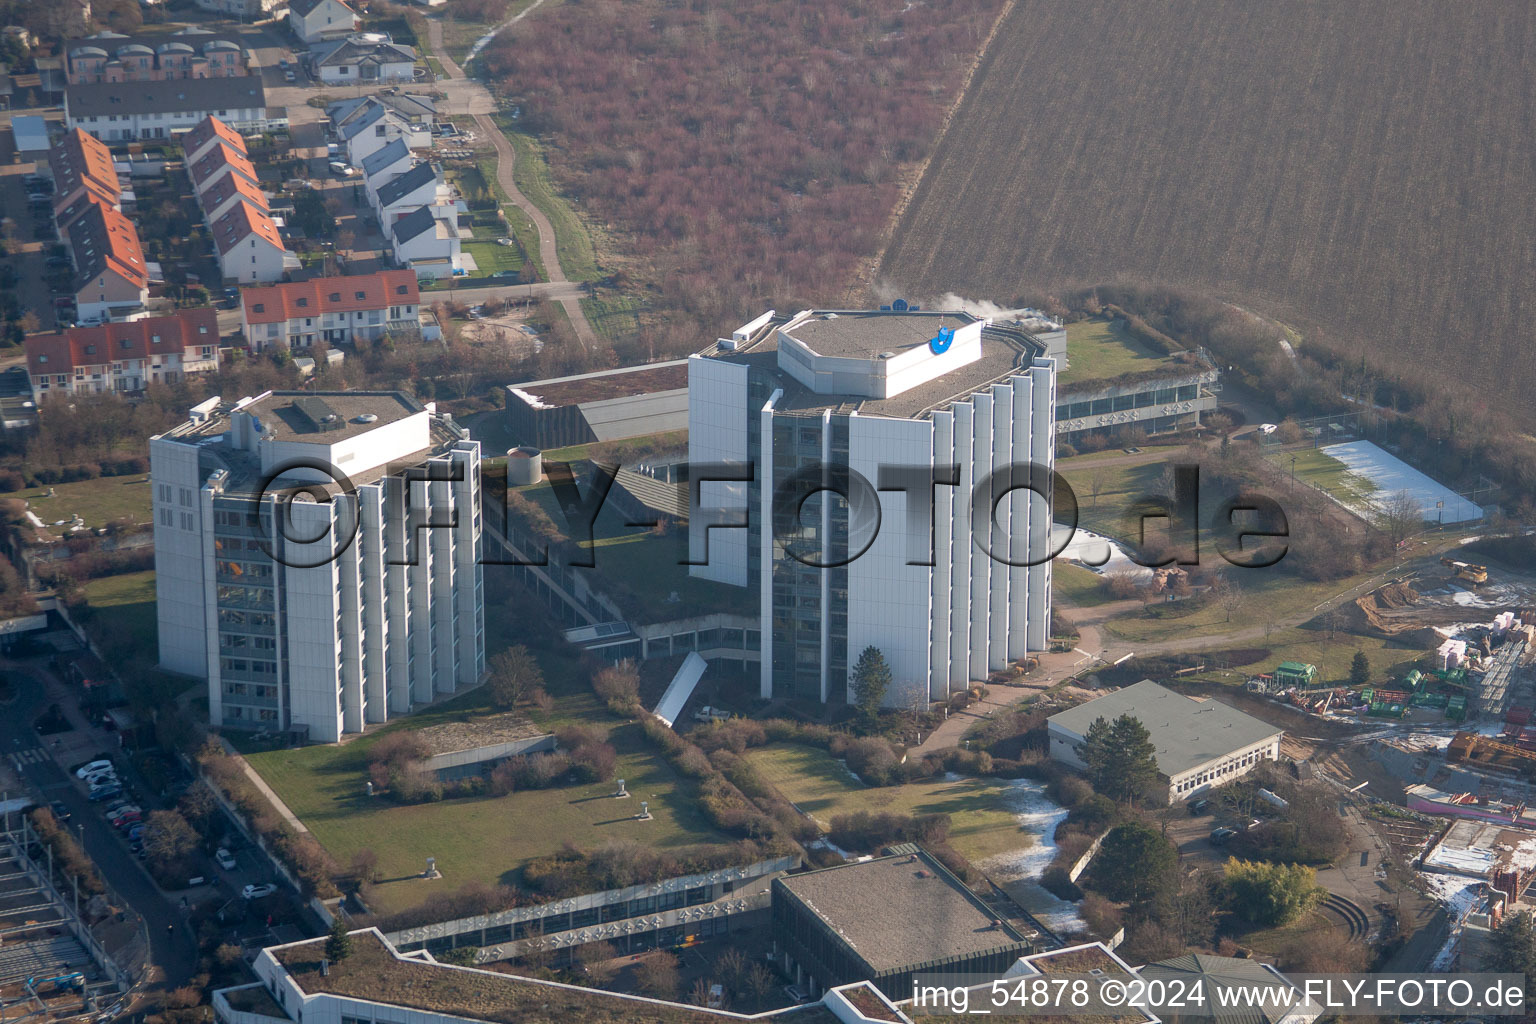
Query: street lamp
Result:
<box><xmin>1290</xmin><ymin>454</ymin><xmax>1297</xmax><ymax>489</ymax></box>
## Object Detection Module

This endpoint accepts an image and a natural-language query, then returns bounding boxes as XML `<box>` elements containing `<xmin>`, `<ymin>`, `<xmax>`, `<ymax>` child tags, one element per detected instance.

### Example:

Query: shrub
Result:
<box><xmin>842</xmin><ymin>736</ymin><xmax>900</xmax><ymax>786</ymax></box>
<box><xmin>568</xmin><ymin>742</ymin><xmax>618</xmax><ymax>783</ymax></box>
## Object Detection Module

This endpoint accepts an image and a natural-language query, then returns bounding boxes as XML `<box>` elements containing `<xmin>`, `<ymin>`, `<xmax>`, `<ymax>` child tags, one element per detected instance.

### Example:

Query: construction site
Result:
<box><xmin>1222</xmin><ymin>550</ymin><xmax>1536</xmax><ymax>970</ymax></box>
<box><xmin>0</xmin><ymin>816</ymin><xmax>135</xmax><ymax>1022</ymax></box>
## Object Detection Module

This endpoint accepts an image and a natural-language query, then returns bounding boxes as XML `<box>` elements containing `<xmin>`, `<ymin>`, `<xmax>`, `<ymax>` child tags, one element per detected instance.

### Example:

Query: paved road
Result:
<box><xmin>0</xmin><ymin>667</ymin><xmax>198</xmax><ymax>990</ymax></box>
<box><xmin>426</xmin><ymin>15</ymin><xmax>598</xmax><ymax>349</ymax></box>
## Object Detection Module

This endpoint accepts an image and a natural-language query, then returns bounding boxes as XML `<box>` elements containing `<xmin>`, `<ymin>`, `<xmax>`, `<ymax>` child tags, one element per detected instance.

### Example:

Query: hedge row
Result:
<box><xmin>0</xmin><ymin>456</ymin><xmax>150</xmax><ymax>492</ymax></box>
<box><xmin>198</xmin><ymin>742</ymin><xmax>340</xmax><ymax>898</ymax></box>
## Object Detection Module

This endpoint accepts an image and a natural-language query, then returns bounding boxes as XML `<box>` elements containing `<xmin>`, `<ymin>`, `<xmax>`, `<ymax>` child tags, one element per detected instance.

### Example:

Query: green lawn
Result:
<box><xmin>460</xmin><ymin>239</ymin><xmax>525</xmax><ymax>280</ymax></box>
<box><xmin>1270</xmin><ymin>448</ymin><xmax>1378</xmax><ymax>514</ymax></box>
<box><xmin>245</xmin><ymin>693</ymin><xmax>730</xmax><ymax>914</ymax></box>
<box><xmin>1056</xmin><ymin>317</ymin><xmax>1173</xmax><ymax>386</ymax></box>
<box><xmin>747</xmin><ymin>744</ymin><xmax>1028</xmax><ymax>863</ymax></box>
<box><xmin>1052</xmin><ymin>563</ymin><xmax>1119</xmax><ymax>608</ymax></box>
<box><xmin>19</xmin><ymin>475</ymin><xmax>151</xmax><ymax>532</ymax></box>
<box><xmin>80</xmin><ymin>570</ymin><xmax>157</xmax><ymax>636</ymax></box>
<box><xmin>581</xmin><ymin>294</ymin><xmax>643</xmax><ymax>342</ymax></box>
<box><xmin>1054</xmin><ymin>453</ymin><xmax>1170</xmax><ymax>543</ymax></box>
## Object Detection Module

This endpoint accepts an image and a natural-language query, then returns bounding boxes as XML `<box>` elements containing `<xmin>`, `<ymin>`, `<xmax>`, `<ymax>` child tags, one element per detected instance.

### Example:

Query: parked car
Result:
<box><xmin>216</xmin><ymin>848</ymin><xmax>237</xmax><ymax>870</ymax></box>
<box><xmin>108</xmin><ymin>804</ymin><xmax>140</xmax><ymax>821</ymax></box>
<box><xmin>241</xmin><ymin>883</ymin><xmax>277</xmax><ymax>900</ymax></box>
<box><xmin>88</xmin><ymin>786</ymin><xmax>121</xmax><ymax>802</ymax></box>
<box><xmin>75</xmin><ymin>760</ymin><xmax>113</xmax><ymax>779</ymax></box>
<box><xmin>128</xmin><ymin>824</ymin><xmax>146</xmax><ymax>842</ymax></box>
<box><xmin>83</xmin><ymin>770</ymin><xmax>118</xmax><ymax>788</ymax></box>
<box><xmin>1209</xmin><ymin>826</ymin><xmax>1238</xmax><ymax>844</ymax></box>
<box><xmin>112</xmin><ymin>811</ymin><xmax>141</xmax><ymax>828</ymax></box>
<box><xmin>1188</xmin><ymin>798</ymin><xmax>1210</xmax><ymax>816</ymax></box>
<box><xmin>48</xmin><ymin>802</ymin><xmax>70</xmax><ymax>823</ymax></box>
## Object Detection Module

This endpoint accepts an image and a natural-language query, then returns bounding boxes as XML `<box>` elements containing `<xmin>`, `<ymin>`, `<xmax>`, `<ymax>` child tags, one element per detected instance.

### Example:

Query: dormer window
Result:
<box><xmin>199</xmin><ymin>326</ymin><xmax>208</xmax><ymax>334</ymax></box>
<box><xmin>37</xmin><ymin>355</ymin><xmax>46</xmax><ymax>364</ymax></box>
<box><xmin>329</xmin><ymin>292</ymin><xmax>341</xmax><ymax>302</ymax></box>
<box><xmin>252</xmin><ymin>303</ymin><xmax>264</xmax><ymax>313</ymax></box>
<box><xmin>355</xmin><ymin>291</ymin><xmax>366</xmax><ymax>300</ymax></box>
<box><xmin>152</xmin><ymin>334</ymin><xmax>161</xmax><ymax>344</ymax></box>
<box><xmin>84</xmin><ymin>345</ymin><xmax>96</xmax><ymax>355</ymax></box>
<box><xmin>296</xmin><ymin>297</ymin><xmax>308</xmax><ymax>307</ymax></box>
<box><xmin>395</xmin><ymin>285</ymin><xmax>408</xmax><ymax>295</ymax></box>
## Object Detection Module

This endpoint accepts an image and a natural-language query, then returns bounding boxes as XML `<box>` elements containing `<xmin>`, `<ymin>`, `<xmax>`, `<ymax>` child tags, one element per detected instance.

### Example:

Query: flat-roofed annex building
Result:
<box><xmin>151</xmin><ymin>390</ymin><xmax>484</xmax><ymax>742</ymax></box>
<box><xmin>690</xmin><ymin>307</ymin><xmax>1056</xmax><ymax>705</ymax></box>
<box><xmin>1047</xmin><ymin>679</ymin><xmax>1283</xmax><ymax>804</ymax></box>
<box><xmin>771</xmin><ymin>845</ymin><xmax>1033</xmax><ymax>1000</ymax></box>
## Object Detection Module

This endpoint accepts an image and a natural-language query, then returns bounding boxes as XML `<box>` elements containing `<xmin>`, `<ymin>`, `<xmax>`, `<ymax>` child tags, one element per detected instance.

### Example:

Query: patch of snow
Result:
<box><xmin>1424</xmin><ymin>844</ymin><xmax>1497</xmax><ymax>877</ymax></box>
<box><xmin>1050</xmin><ymin>525</ymin><xmax>1153</xmax><ymax>580</ymax></box>
<box><xmin>508</xmin><ymin>387</ymin><xmax>551</xmax><ymax>410</ymax></box>
<box><xmin>979</xmin><ymin>777</ymin><xmax>1087</xmax><ymax>935</ymax></box>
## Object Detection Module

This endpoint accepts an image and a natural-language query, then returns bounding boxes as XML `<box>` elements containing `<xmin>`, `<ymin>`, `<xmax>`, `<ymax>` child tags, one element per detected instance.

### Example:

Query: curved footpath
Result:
<box><xmin>427</xmin><ymin>15</ymin><xmax>597</xmax><ymax>349</ymax></box>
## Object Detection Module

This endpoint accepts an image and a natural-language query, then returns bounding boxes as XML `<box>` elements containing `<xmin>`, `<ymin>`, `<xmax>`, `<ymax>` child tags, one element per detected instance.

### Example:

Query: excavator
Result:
<box><xmin>1442</xmin><ymin>557</ymin><xmax>1490</xmax><ymax>585</ymax></box>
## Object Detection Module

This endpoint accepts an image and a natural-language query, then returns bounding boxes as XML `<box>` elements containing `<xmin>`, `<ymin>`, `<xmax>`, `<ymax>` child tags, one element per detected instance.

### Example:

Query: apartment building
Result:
<box><xmin>64</xmin><ymin>30</ymin><xmax>247</xmax><ymax>85</ymax></box>
<box><xmin>239</xmin><ymin>270</ymin><xmax>422</xmax><ymax>350</ymax></box>
<box><xmin>65</xmin><ymin>75</ymin><xmax>279</xmax><ymax>141</ymax></box>
<box><xmin>25</xmin><ymin>308</ymin><xmax>220</xmax><ymax>398</ymax></box>
<box><xmin>689</xmin><ymin>307</ymin><xmax>1055</xmax><ymax>705</ymax></box>
<box><xmin>151</xmin><ymin>390</ymin><xmax>484</xmax><ymax>741</ymax></box>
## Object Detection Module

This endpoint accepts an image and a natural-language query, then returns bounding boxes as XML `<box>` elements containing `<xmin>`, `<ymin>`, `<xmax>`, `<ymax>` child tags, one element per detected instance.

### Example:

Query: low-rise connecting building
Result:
<box><xmin>1047</xmin><ymin>679</ymin><xmax>1283</xmax><ymax>804</ymax></box>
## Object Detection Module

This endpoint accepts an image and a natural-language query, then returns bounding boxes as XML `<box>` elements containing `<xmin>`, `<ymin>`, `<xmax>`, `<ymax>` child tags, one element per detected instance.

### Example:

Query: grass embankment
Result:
<box><xmin>747</xmin><ymin>744</ymin><xmax>1026</xmax><ymax>863</ymax></box>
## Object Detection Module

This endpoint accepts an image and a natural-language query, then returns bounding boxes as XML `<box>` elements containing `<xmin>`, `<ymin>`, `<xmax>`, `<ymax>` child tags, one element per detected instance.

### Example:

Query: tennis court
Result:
<box><xmin>1321</xmin><ymin>440</ymin><xmax>1482</xmax><ymax>524</ymax></box>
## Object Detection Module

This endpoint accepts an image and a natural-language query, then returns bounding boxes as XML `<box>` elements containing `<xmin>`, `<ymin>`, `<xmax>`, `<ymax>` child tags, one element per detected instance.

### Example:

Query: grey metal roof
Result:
<box><xmin>1047</xmin><ymin>680</ymin><xmax>1282</xmax><ymax>778</ymax></box>
<box><xmin>773</xmin><ymin>849</ymin><xmax>1028</xmax><ymax>975</ymax></box>
<box><xmin>376</xmin><ymin>162</ymin><xmax>436</xmax><ymax>208</ymax></box>
<box><xmin>315</xmin><ymin>37</ymin><xmax>415</xmax><ymax>68</ymax></box>
<box><xmin>390</xmin><ymin>204</ymin><xmax>436</xmax><ymax>243</ymax></box>
<box><xmin>1140</xmin><ymin>955</ymin><xmax>1303</xmax><ymax>1024</ymax></box>
<box><xmin>362</xmin><ymin>137</ymin><xmax>410</xmax><ymax>178</ymax></box>
<box><xmin>66</xmin><ymin>75</ymin><xmax>266</xmax><ymax>118</ymax></box>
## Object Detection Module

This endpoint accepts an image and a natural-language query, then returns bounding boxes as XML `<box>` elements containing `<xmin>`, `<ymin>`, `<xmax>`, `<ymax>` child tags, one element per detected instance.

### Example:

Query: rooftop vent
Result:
<box><xmin>352</xmin><ymin>413</ymin><xmax>378</xmax><ymax>424</ymax></box>
<box><xmin>292</xmin><ymin>395</ymin><xmax>344</xmax><ymax>433</ymax></box>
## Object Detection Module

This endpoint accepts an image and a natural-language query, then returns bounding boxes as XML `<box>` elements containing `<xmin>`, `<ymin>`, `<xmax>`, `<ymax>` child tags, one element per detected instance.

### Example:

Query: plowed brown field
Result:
<box><xmin>879</xmin><ymin>0</ymin><xmax>1536</xmax><ymax>404</ymax></box>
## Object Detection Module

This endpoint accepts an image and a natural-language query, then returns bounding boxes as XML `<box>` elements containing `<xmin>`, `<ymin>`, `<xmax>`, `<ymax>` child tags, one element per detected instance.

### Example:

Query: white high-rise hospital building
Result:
<box><xmin>689</xmin><ymin>308</ymin><xmax>1055</xmax><ymax>705</ymax></box>
<box><xmin>151</xmin><ymin>390</ymin><xmax>484</xmax><ymax>742</ymax></box>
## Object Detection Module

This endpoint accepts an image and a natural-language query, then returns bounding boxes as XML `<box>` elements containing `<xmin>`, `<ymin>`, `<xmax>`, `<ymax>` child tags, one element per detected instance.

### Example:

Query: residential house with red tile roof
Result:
<box><xmin>181</xmin><ymin>114</ymin><xmax>248</xmax><ymax>166</ymax></box>
<box><xmin>211</xmin><ymin>202</ymin><xmax>292</xmax><ymax>283</ymax></box>
<box><xmin>189</xmin><ymin>141</ymin><xmax>259</xmax><ymax>196</ymax></box>
<box><xmin>201</xmin><ymin>170</ymin><xmax>271</xmax><ymax>225</ymax></box>
<box><xmin>25</xmin><ymin>308</ymin><xmax>220</xmax><ymax>398</ymax></box>
<box><xmin>240</xmin><ymin>270</ymin><xmax>422</xmax><ymax>350</ymax></box>
<box><xmin>48</xmin><ymin>128</ymin><xmax>121</xmax><ymax>230</ymax></box>
<box><xmin>68</xmin><ymin>200</ymin><xmax>149</xmax><ymax>323</ymax></box>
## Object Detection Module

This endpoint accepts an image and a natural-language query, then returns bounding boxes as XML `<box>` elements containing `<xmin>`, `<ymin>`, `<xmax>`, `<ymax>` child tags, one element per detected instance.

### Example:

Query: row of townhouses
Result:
<box><xmin>24</xmin><ymin>308</ymin><xmax>221</xmax><ymax>399</ymax></box>
<box><xmin>183</xmin><ymin>116</ymin><xmax>297</xmax><ymax>283</ymax></box>
<box><xmin>238</xmin><ymin>269</ymin><xmax>433</xmax><ymax>350</ymax></box>
<box><xmin>330</xmin><ymin>94</ymin><xmax>464</xmax><ymax>278</ymax></box>
<box><xmin>62</xmin><ymin>30</ymin><xmax>285</xmax><ymax>142</ymax></box>
<box><xmin>48</xmin><ymin>128</ymin><xmax>150</xmax><ymax>324</ymax></box>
